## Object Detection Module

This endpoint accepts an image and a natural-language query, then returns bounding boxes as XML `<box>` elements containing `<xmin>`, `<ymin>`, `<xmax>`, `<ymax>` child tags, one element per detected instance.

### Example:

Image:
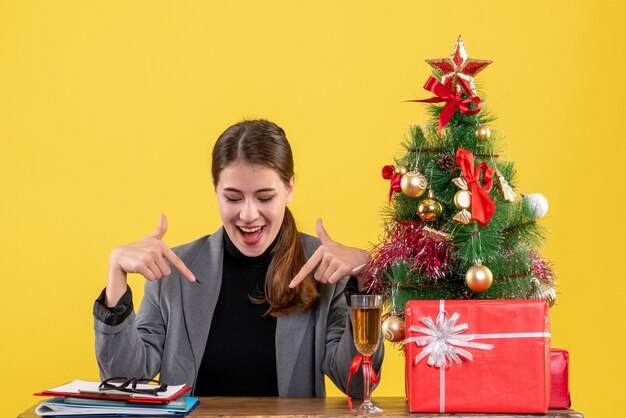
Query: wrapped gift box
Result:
<box><xmin>405</xmin><ymin>300</ymin><xmax>550</xmax><ymax>413</ymax></box>
<box><xmin>550</xmin><ymin>347</ymin><xmax>571</xmax><ymax>409</ymax></box>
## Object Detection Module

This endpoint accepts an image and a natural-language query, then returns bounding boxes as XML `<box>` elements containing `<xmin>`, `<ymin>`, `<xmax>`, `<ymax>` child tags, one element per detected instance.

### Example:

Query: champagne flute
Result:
<box><xmin>350</xmin><ymin>294</ymin><xmax>383</xmax><ymax>413</ymax></box>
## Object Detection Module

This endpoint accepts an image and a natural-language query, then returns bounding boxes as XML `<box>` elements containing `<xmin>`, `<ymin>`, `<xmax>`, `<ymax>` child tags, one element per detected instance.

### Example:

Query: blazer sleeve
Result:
<box><xmin>93</xmin><ymin>279</ymin><xmax>166</xmax><ymax>380</ymax></box>
<box><xmin>321</xmin><ymin>277</ymin><xmax>384</xmax><ymax>398</ymax></box>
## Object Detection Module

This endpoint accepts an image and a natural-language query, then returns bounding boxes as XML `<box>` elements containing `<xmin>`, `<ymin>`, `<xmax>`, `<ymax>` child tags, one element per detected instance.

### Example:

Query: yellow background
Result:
<box><xmin>1</xmin><ymin>1</ymin><xmax>624</xmax><ymax>416</ymax></box>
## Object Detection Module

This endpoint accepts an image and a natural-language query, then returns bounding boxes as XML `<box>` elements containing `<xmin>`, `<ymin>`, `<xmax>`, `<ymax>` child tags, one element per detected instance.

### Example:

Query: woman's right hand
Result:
<box><xmin>105</xmin><ymin>214</ymin><xmax>196</xmax><ymax>307</ymax></box>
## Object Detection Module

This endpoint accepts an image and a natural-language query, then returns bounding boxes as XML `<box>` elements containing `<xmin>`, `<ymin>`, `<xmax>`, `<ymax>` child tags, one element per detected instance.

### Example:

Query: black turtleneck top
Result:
<box><xmin>193</xmin><ymin>231</ymin><xmax>279</xmax><ymax>396</ymax></box>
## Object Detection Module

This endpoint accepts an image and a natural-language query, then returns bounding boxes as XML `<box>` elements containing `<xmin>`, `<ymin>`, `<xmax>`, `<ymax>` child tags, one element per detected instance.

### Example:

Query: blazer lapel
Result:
<box><xmin>181</xmin><ymin>228</ymin><xmax>224</xmax><ymax>375</ymax></box>
<box><xmin>275</xmin><ymin>234</ymin><xmax>318</xmax><ymax>395</ymax></box>
<box><xmin>276</xmin><ymin>307</ymin><xmax>312</xmax><ymax>395</ymax></box>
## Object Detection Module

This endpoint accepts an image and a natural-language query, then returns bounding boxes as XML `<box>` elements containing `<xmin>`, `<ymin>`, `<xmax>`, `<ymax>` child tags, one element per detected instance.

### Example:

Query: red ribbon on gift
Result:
<box><xmin>408</xmin><ymin>76</ymin><xmax>482</xmax><ymax>133</ymax></box>
<box><xmin>346</xmin><ymin>354</ymin><xmax>379</xmax><ymax>410</ymax></box>
<box><xmin>382</xmin><ymin>165</ymin><xmax>402</xmax><ymax>206</ymax></box>
<box><xmin>456</xmin><ymin>148</ymin><xmax>495</xmax><ymax>226</ymax></box>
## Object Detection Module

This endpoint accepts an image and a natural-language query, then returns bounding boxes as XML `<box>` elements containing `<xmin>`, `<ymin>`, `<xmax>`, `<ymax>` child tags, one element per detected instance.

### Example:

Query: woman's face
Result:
<box><xmin>215</xmin><ymin>161</ymin><xmax>294</xmax><ymax>257</ymax></box>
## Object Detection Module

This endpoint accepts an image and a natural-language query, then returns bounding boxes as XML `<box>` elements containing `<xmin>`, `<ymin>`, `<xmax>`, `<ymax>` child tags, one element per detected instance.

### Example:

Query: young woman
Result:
<box><xmin>93</xmin><ymin>119</ymin><xmax>383</xmax><ymax>397</ymax></box>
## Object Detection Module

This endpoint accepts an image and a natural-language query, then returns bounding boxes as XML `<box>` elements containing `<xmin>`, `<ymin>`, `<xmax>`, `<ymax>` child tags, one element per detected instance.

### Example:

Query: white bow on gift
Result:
<box><xmin>408</xmin><ymin>311</ymin><xmax>494</xmax><ymax>367</ymax></box>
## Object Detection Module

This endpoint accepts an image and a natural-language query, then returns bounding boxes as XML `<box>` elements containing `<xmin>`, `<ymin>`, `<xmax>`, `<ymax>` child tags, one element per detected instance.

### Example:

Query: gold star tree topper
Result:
<box><xmin>426</xmin><ymin>35</ymin><xmax>492</xmax><ymax>97</ymax></box>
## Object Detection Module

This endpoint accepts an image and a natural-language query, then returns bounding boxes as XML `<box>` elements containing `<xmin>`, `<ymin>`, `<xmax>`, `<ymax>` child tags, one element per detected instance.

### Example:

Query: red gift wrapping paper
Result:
<box><xmin>550</xmin><ymin>347</ymin><xmax>571</xmax><ymax>408</ymax></box>
<box><xmin>405</xmin><ymin>300</ymin><xmax>551</xmax><ymax>413</ymax></box>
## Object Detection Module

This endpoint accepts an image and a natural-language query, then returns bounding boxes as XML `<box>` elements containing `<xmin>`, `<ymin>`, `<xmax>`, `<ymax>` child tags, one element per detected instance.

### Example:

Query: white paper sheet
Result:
<box><xmin>45</xmin><ymin>379</ymin><xmax>187</xmax><ymax>399</ymax></box>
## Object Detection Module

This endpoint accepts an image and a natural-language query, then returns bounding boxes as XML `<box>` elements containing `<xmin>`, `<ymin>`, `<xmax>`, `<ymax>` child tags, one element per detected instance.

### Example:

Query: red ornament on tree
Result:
<box><xmin>426</xmin><ymin>35</ymin><xmax>492</xmax><ymax>97</ymax></box>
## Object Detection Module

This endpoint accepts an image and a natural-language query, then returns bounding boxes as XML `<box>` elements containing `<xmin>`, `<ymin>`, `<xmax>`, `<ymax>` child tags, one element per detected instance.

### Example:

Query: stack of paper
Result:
<box><xmin>36</xmin><ymin>396</ymin><xmax>198</xmax><ymax>416</ymax></box>
<box><xmin>34</xmin><ymin>380</ymin><xmax>199</xmax><ymax>417</ymax></box>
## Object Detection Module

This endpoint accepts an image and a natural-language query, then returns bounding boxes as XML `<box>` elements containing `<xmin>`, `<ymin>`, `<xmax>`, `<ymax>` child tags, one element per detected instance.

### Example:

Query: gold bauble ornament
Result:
<box><xmin>400</xmin><ymin>171</ymin><xmax>428</xmax><ymax>197</ymax></box>
<box><xmin>382</xmin><ymin>314</ymin><xmax>405</xmax><ymax>342</ymax></box>
<box><xmin>417</xmin><ymin>190</ymin><xmax>443</xmax><ymax>222</ymax></box>
<box><xmin>395</xmin><ymin>165</ymin><xmax>409</xmax><ymax>175</ymax></box>
<box><xmin>465</xmin><ymin>263</ymin><xmax>493</xmax><ymax>292</ymax></box>
<box><xmin>476</xmin><ymin>126</ymin><xmax>491</xmax><ymax>140</ymax></box>
<box><xmin>454</xmin><ymin>190</ymin><xmax>472</xmax><ymax>209</ymax></box>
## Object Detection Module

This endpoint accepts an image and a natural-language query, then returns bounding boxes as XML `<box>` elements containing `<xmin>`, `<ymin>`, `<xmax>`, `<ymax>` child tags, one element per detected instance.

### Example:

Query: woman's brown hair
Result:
<box><xmin>211</xmin><ymin>119</ymin><xmax>319</xmax><ymax>316</ymax></box>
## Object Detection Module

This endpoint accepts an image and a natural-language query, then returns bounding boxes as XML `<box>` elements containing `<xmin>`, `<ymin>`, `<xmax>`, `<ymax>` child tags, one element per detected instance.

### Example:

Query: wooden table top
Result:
<box><xmin>17</xmin><ymin>396</ymin><xmax>583</xmax><ymax>417</ymax></box>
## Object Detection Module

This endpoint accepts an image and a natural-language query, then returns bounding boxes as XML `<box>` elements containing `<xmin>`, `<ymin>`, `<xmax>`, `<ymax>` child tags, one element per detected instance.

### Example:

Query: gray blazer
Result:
<box><xmin>94</xmin><ymin>227</ymin><xmax>383</xmax><ymax>397</ymax></box>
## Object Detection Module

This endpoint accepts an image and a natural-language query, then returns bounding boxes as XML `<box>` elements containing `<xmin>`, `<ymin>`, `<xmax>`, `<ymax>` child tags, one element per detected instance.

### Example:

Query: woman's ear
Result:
<box><xmin>286</xmin><ymin>175</ymin><xmax>295</xmax><ymax>204</ymax></box>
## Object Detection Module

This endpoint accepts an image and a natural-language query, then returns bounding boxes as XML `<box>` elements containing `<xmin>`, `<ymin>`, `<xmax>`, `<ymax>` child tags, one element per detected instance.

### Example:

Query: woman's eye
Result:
<box><xmin>225</xmin><ymin>196</ymin><xmax>241</xmax><ymax>202</ymax></box>
<box><xmin>259</xmin><ymin>196</ymin><xmax>274</xmax><ymax>203</ymax></box>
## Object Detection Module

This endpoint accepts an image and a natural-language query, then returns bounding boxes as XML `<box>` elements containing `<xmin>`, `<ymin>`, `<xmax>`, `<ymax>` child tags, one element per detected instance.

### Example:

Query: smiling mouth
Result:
<box><xmin>236</xmin><ymin>225</ymin><xmax>265</xmax><ymax>245</ymax></box>
<box><xmin>238</xmin><ymin>226</ymin><xmax>263</xmax><ymax>233</ymax></box>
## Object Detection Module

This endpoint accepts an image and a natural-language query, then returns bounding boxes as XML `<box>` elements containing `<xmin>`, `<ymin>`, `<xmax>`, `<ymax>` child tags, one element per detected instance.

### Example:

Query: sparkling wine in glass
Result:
<box><xmin>350</xmin><ymin>294</ymin><xmax>383</xmax><ymax>413</ymax></box>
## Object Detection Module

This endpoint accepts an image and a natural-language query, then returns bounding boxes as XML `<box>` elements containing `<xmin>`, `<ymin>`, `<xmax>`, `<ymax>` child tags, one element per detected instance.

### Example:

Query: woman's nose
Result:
<box><xmin>240</xmin><ymin>199</ymin><xmax>259</xmax><ymax>222</ymax></box>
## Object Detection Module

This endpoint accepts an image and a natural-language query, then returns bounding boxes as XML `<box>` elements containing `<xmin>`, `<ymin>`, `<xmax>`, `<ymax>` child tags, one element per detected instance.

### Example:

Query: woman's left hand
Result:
<box><xmin>289</xmin><ymin>219</ymin><xmax>371</xmax><ymax>290</ymax></box>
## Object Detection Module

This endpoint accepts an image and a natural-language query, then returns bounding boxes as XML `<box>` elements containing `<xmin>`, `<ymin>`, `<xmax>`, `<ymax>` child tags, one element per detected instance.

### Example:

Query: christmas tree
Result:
<box><xmin>364</xmin><ymin>36</ymin><xmax>556</xmax><ymax>343</ymax></box>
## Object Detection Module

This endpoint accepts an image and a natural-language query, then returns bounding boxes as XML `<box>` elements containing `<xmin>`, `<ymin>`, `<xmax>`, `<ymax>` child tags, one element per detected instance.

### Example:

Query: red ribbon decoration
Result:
<box><xmin>456</xmin><ymin>148</ymin><xmax>496</xmax><ymax>226</ymax></box>
<box><xmin>346</xmin><ymin>354</ymin><xmax>379</xmax><ymax>410</ymax></box>
<box><xmin>408</xmin><ymin>76</ymin><xmax>483</xmax><ymax>132</ymax></box>
<box><xmin>382</xmin><ymin>165</ymin><xmax>402</xmax><ymax>206</ymax></box>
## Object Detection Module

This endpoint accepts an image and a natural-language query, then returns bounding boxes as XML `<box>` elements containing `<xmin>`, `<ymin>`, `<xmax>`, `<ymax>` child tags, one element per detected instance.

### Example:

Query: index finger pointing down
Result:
<box><xmin>162</xmin><ymin>243</ymin><xmax>197</xmax><ymax>282</ymax></box>
<box><xmin>289</xmin><ymin>250</ymin><xmax>322</xmax><ymax>288</ymax></box>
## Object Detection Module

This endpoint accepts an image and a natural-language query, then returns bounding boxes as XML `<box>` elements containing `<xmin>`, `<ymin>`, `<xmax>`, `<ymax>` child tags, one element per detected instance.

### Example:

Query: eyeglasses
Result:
<box><xmin>99</xmin><ymin>377</ymin><xmax>168</xmax><ymax>396</ymax></box>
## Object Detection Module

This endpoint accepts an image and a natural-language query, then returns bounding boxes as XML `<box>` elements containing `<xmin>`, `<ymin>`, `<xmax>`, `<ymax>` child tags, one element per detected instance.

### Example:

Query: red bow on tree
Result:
<box><xmin>456</xmin><ymin>148</ymin><xmax>496</xmax><ymax>226</ymax></box>
<box><xmin>382</xmin><ymin>165</ymin><xmax>402</xmax><ymax>206</ymax></box>
<box><xmin>409</xmin><ymin>76</ymin><xmax>482</xmax><ymax>133</ymax></box>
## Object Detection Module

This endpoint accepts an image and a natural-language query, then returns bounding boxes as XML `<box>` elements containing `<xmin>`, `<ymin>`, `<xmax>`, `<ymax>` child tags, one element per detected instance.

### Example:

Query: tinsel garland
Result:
<box><xmin>529</xmin><ymin>251</ymin><xmax>556</xmax><ymax>284</ymax></box>
<box><xmin>364</xmin><ymin>222</ymin><xmax>455</xmax><ymax>294</ymax></box>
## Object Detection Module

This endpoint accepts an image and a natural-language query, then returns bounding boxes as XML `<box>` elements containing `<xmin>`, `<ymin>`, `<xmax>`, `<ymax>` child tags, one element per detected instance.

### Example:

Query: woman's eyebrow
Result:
<box><xmin>222</xmin><ymin>187</ymin><xmax>276</xmax><ymax>193</ymax></box>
